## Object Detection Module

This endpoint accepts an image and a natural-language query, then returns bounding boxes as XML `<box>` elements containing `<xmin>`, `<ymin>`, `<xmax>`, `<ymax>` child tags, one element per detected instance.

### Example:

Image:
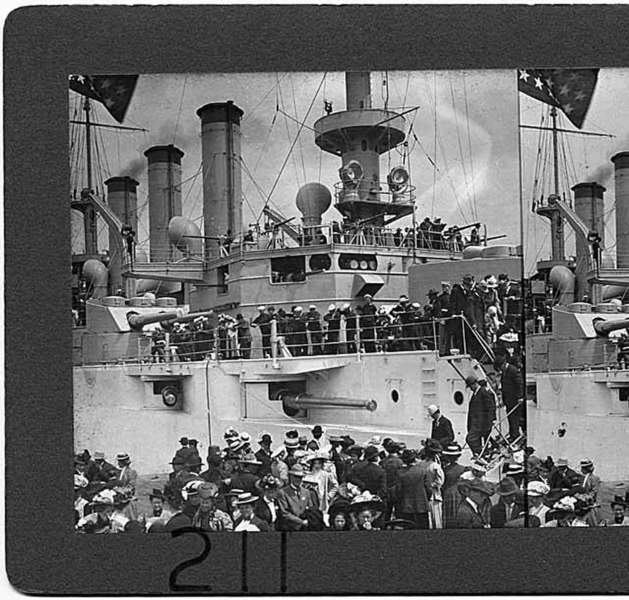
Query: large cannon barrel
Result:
<box><xmin>168</xmin><ymin>309</ymin><xmax>215</xmax><ymax>325</ymax></box>
<box><xmin>277</xmin><ymin>390</ymin><xmax>377</xmax><ymax>412</ymax></box>
<box><xmin>127</xmin><ymin>309</ymin><xmax>184</xmax><ymax>330</ymax></box>
<box><xmin>593</xmin><ymin>317</ymin><xmax>629</xmax><ymax>336</ymax></box>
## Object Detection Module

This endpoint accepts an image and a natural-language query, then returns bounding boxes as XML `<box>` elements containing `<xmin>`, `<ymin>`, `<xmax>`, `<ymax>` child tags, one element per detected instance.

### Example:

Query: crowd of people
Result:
<box><xmin>146</xmin><ymin>272</ymin><xmax>522</xmax><ymax>363</ymax></box>
<box><xmin>74</xmin><ymin>431</ymin><xmax>629</xmax><ymax>533</ymax></box>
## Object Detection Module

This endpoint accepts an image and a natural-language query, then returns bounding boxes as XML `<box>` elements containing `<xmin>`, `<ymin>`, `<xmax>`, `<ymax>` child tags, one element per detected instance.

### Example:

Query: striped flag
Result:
<box><xmin>69</xmin><ymin>74</ymin><xmax>139</xmax><ymax>123</ymax></box>
<box><xmin>518</xmin><ymin>68</ymin><xmax>598</xmax><ymax>129</ymax></box>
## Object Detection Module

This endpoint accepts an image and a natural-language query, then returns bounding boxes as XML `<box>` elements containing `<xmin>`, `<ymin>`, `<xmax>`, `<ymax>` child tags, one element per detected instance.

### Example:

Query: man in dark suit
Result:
<box><xmin>394</xmin><ymin>449</ymin><xmax>432</xmax><ymax>529</ymax></box>
<box><xmin>456</xmin><ymin>480</ymin><xmax>493</xmax><ymax>528</ymax></box>
<box><xmin>496</xmin><ymin>356</ymin><xmax>524</xmax><ymax>442</ymax></box>
<box><xmin>490</xmin><ymin>478</ymin><xmax>524</xmax><ymax>528</ymax></box>
<box><xmin>276</xmin><ymin>464</ymin><xmax>318</xmax><ymax>531</ymax></box>
<box><xmin>427</xmin><ymin>404</ymin><xmax>455</xmax><ymax>448</ymax></box>
<box><xmin>254</xmin><ymin>433</ymin><xmax>273</xmax><ymax>477</ymax></box>
<box><xmin>348</xmin><ymin>445</ymin><xmax>387</xmax><ymax>499</ymax></box>
<box><xmin>465</xmin><ymin>375</ymin><xmax>496</xmax><ymax>457</ymax></box>
<box><xmin>380</xmin><ymin>441</ymin><xmax>404</xmax><ymax>522</ymax></box>
<box><xmin>255</xmin><ymin>474</ymin><xmax>282</xmax><ymax>530</ymax></box>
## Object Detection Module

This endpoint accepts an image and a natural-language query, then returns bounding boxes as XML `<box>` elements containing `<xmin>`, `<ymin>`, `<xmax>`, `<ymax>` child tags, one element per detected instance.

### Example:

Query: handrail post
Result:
<box><xmin>461</xmin><ymin>316</ymin><xmax>467</xmax><ymax>356</ymax></box>
<box><xmin>271</xmin><ymin>318</ymin><xmax>279</xmax><ymax>368</ymax></box>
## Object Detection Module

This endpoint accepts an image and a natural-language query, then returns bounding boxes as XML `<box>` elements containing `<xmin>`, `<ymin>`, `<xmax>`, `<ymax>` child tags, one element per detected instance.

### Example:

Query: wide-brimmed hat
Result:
<box><xmin>240</xmin><ymin>432</ymin><xmax>251</xmax><ymax>444</ymax></box>
<box><xmin>580</xmin><ymin>458</ymin><xmax>594</xmax><ymax>469</ymax></box>
<box><xmin>556</xmin><ymin>458</ymin><xmax>569</xmax><ymax>467</ymax></box>
<box><xmin>90</xmin><ymin>489</ymin><xmax>116</xmax><ymax>506</ymax></box>
<box><xmin>224</xmin><ymin>428</ymin><xmax>239</xmax><ymax>440</ymax></box>
<box><xmin>363</xmin><ymin>445</ymin><xmax>380</xmax><ymax>462</ymax></box>
<box><xmin>198</xmin><ymin>483</ymin><xmax>219</xmax><ymax>500</ymax></box>
<box><xmin>495</xmin><ymin>478</ymin><xmax>518</xmax><ymax>496</ymax></box>
<box><xmin>116</xmin><ymin>452</ymin><xmax>130</xmax><ymax>462</ymax></box>
<box><xmin>548</xmin><ymin>496</ymin><xmax>576</xmax><ymax>517</ymax></box>
<box><xmin>228</xmin><ymin>439</ymin><xmax>247</xmax><ymax>453</ymax></box>
<box><xmin>234</xmin><ymin>492</ymin><xmax>259</xmax><ymax>506</ymax></box>
<box><xmin>257</xmin><ymin>432</ymin><xmax>272</xmax><ymax>444</ymax></box>
<box><xmin>611</xmin><ymin>495</ymin><xmax>628</xmax><ymax>509</ymax></box>
<box><xmin>442</xmin><ymin>443</ymin><xmax>463</xmax><ymax>457</ymax></box>
<box><xmin>225</xmin><ymin>488</ymin><xmax>245</xmax><ymax>498</ymax></box>
<box><xmin>93</xmin><ymin>451</ymin><xmax>105</xmax><ymax>460</ymax></box>
<box><xmin>284</xmin><ymin>438</ymin><xmax>300</xmax><ymax>449</ymax></box>
<box><xmin>239</xmin><ymin>454</ymin><xmax>262</xmax><ymax>465</ymax></box>
<box><xmin>179</xmin><ymin>437</ymin><xmax>189</xmax><ymax>445</ymax></box>
<box><xmin>288</xmin><ymin>463</ymin><xmax>306</xmax><ymax>477</ymax></box>
<box><xmin>467</xmin><ymin>480</ymin><xmax>494</xmax><ymax>497</ymax></box>
<box><xmin>256</xmin><ymin>474</ymin><xmax>281</xmax><ymax>491</ymax></box>
<box><xmin>349</xmin><ymin>491</ymin><xmax>384</xmax><ymax>514</ymax></box>
<box><xmin>423</xmin><ymin>438</ymin><xmax>443</xmax><ymax>455</ymax></box>
<box><xmin>306</xmin><ymin>450</ymin><xmax>329</xmax><ymax>463</ymax></box>
<box><xmin>485</xmin><ymin>275</ymin><xmax>499</xmax><ymax>288</ymax></box>
<box><xmin>149</xmin><ymin>488</ymin><xmax>167</xmax><ymax>501</ymax></box>
<box><xmin>312</xmin><ymin>425</ymin><xmax>324</xmax><ymax>435</ymax></box>
<box><xmin>302</xmin><ymin>473</ymin><xmax>319</xmax><ymax>485</ymax></box>
<box><xmin>401</xmin><ymin>449</ymin><xmax>416</xmax><ymax>464</ymax></box>
<box><xmin>503</xmin><ymin>463</ymin><xmax>524</xmax><ymax>476</ymax></box>
<box><xmin>426</xmin><ymin>404</ymin><xmax>440</xmax><ymax>416</ymax></box>
<box><xmin>470</xmin><ymin>459</ymin><xmax>488</xmax><ymax>474</ymax></box>
<box><xmin>526</xmin><ymin>481</ymin><xmax>550</xmax><ymax>497</ymax></box>
<box><xmin>182</xmin><ymin>480</ymin><xmax>203</xmax><ymax>498</ymax></box>
<box><xmin>169</xmin><ymin>455</ymin><xmax>186</xmax><ymax>466</ymax></box>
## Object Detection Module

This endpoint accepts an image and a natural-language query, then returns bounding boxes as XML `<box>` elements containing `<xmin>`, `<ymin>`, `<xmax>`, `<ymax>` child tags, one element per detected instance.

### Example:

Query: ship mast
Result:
<box><xmin>82</xmin><ymin>97</ymin><xmax>99</xmax><ymax>255</ymax></box>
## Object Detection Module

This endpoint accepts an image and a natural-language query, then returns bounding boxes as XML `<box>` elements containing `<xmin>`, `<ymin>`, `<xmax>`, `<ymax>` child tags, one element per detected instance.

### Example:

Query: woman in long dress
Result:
<box><xmin>421</xmin><ymin>439</ymin><xmax>445</xmax><ymax>529</ymax></box>
<box><xmin>440</xmin><ymin>442</ymin><xmax>467</xmax><ymax>529</ymax></box>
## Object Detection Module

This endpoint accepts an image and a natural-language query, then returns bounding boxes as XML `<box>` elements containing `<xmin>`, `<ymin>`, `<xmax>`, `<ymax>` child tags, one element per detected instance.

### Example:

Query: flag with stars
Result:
<box><xmin>518</xmin><ymin>68</ymin><xmax>599</xmax><ymax>129</ymax></box>
<box><xmin>69</xmin><ymin>74</ymin><xmax>139</xmax><ymax>123</ymax></box>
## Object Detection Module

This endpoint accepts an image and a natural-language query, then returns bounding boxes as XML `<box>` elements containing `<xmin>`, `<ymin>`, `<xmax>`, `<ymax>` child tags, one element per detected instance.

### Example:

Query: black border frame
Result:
<box><xmin>5</xmin><ymin>4</ymin><xmax>629</xmax><ymax>594</ymax></box>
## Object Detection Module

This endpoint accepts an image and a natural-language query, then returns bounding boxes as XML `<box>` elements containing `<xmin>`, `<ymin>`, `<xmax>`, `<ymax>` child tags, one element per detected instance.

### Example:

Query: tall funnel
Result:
<box><xmin>196</xmin><ymin>101</ymin><xmax>243</xmax><ymax>252</ymax></box>
<box><xmin>145</xmin><ymin>145</ymin><xmax>184</xmax><ymax>262</ymax></box>
<box><xmin>612</xmin><ymin>152</ymin><xmax>629</xmax><ymax>269</ymax></box>
<box><xmin>105</xmin><ymin>176</ymin><xmax>139</xmax><ymax>294</ymax></box>
<box><xmin>572</xmin><ymin>181</ymin><xmax>605</xmax><ymax>300</ymax></box>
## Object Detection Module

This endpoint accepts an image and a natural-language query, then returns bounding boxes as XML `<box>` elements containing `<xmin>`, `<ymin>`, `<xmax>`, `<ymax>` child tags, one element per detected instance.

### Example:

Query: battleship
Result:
<box><xmin>71</xmin><ymin>71</ymin><xmax>522</xmax><ymax>474</ymax></box>
<box><xmin>521</xmin><ymin>68</ymin><xmax>629</xmax><ymax>481</ymax></box>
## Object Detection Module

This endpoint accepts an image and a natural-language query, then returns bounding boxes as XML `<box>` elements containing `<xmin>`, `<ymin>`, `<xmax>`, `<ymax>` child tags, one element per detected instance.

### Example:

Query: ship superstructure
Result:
<box><xmin>71</xmin><ymin>72</ymin><xmax>517</xmax><ymax>473</ymax></box>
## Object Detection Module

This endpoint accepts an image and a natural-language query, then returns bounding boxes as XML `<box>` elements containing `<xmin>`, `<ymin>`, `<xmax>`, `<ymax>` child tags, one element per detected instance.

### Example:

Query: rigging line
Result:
<box><xmin>432</xmin><ymin>71</ymin><xmax>438</xmax><ymax>218</ymax></box>
<box><xmin>278</xmin><ymin>82</ymin><xmax>302</xmax><ymax>189</ymax></box>
<box><xmin>244</xmin><ymin>105</ymin><xmax>278</xmax><ymax>199</ymax></box>
<box><xmin>318</xmin><ymin>73</ymin><xmax>327</xmax><ymax>183</ymax></box>
<box><xmin>448</xmin><ymin>74</ymin><xmax>473</xmax><ymax>222</ymax></box>
<box><xmin>243</xmin><ymin>72</ymin><xmax>289</xmax><ymax>123</ymax></box>
<box><xmin>462</xmin><ymin>73</ymin><xmax>478</xmax><ymax>223</ymax></box>
<box><xmin>403</xmin><ymin>72</ymin><xmax>411</xmax><ymax>109</ymax></box>
<box><xmin>172</xmin><ymin>74</ymin><xmax>188</xmax><ymax>146</ymax></box>
<box><xmin>276</xmin><ymin>109</ymin><xmax>317</xmax><ymax>133</ymax></box>
<box><xmin>257</xmin><ymin>72</ymin><xmax>327</xmax><ymax>223</ymax></box>
<box><xmin>289</xmin><ymin>75</ymin><xmax>308</xmax><ymax>185</ymax></box>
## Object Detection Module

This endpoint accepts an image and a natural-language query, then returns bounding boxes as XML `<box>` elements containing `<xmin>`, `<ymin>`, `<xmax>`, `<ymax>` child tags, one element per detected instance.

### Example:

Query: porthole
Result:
<box><xmin>454</xmin><ymin>390</ymin><xmax>464</xmax><ymax>406</ymax></box>
<box><xmin>391</xmin><ymin>389</ymin><xmax>399</xmax><ymax>403</ymax></box>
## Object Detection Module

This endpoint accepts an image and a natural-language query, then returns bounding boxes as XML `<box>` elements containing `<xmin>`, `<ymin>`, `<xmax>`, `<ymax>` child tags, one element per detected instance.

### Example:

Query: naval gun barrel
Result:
<box><xmin>127</xmin><ymin>309</ymin><xmax>184</xmax><ymax>330</ymax></box>
<box><xmin>162</xmin><ymin>310</ymin><xmax>215</xmax><ymax>326</ymax></box>
<box><xmin>593</xmin><ymin>317</ymin><xmax>629</xmax><ymax>336</ymax></box>
<box><xmin>277</xmin><ymin>390</ymin><xmax>377</xmax><ymax>412</ymax></box>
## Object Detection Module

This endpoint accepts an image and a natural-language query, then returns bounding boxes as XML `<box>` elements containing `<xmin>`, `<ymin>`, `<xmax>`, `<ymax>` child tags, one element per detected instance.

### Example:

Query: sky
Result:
<box><xmin>69</xmin><ymin>70</ymin><xmax>521</xmax><ymax>255</ymax></box>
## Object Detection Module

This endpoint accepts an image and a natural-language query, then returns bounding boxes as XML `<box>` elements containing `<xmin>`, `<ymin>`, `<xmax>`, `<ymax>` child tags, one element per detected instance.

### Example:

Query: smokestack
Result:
<box><xmin>345</xmin><ymin>72</ymin><xmax>372</xmax><ymax>110</ymax></box>
<box><xmin>105</xmin><ymin>176</ymin><xmax>139</xmax><ymax>294</ymax></box>
<box><xmin>144</xmin><ymin>145</ymin><xmax>184</xmax><ymax>262</ymax></box>
<box><xmin>572</xmin><ymin>182</ymin><xmax>605</xmax><ymax>302</ymax></box>
<box><xmin>612</xmin><ymin>152</ymin><xmax>629</xmax><ymax>269</ymax></box>
<box><xmin>196</xmin><ymin>101</ymin><xmax>243</xmax><ymax>252</ymax></box>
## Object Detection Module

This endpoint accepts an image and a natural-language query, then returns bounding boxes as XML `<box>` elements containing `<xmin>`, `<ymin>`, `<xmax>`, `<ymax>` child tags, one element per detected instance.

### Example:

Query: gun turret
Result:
<box><xmin>161</xmin><ymin>310</ymin><xmax>216</xmax><ymax>327</ymax></box>
<box><xmin>276</xmin><ymin>390</ymin><xmax>377</xmax><ymax>412</ymax></box>
<box><xmin>593</xmin><ymin>317</ymin><xmax>629</xmax><ymax>336</ymax></box>
<box><xmin>127</xmin><ymin>309</ymin><xmax>184</xmax><ymax>330</ymax></box>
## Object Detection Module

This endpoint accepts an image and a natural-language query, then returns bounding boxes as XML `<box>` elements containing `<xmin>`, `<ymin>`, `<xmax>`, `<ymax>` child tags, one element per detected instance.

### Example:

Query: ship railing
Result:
<box><xmin>333</xmin><ymin>181</ymin><xmax>416</xmax><ymax>206</ymax></box>
<box><xmin>120</xmin><ymin>243</ymin><xmax>206</xmax><ymax>266</ymax></box>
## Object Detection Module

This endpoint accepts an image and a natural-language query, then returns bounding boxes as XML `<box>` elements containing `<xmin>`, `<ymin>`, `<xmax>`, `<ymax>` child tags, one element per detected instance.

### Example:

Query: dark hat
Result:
<box><xmin>611</xmin><ymin>495</ymin><xmax>628</xmax><ymax>509</ymax></box>
<box><xmin>189</xmin><ymin>439</ymin><xmax>198</xmax><ymax>446</ymax></box>
<box><xmin>467</xmin><ymin>480</ymin><xmax>494</xmax><ymax>496</ymax></box>
<box><xmin>149</xmin><ymin>488</ymin><xmax>167</xmax><ymax>501</ymax></box>
<box><xmin>341</xmin><ymin>435</ymin><xmax>355</xmax><ymax>448</ymax></box>
<box><xmin>495</xmin><ymin>478</ymin><xmax>518</xmax><ymax>496</ymax></box>
<box><xmin>259</xmin><ymin>433</ymin><xmax>272</xmax><ymax>445</ymax></box>
<box><xmin>427</xmin><ymin>288</ymin><xmax>438</xmax><ymax>297</ymax></box>
<box><xmin>384</xmin><ymin>519</ymin><xmax>417</xmax><ymax>530</ymax></box>
<box><xmin>256</xmin><ymin>474</ymin><xmax>281</xmax><ymax>491</ymax></box>
<box><xmin>401</xmin><ymin>449</ymin><xmax>415</xmax><ymax>464</ymax></box>
<box><xmin>74</xmin><ymin>454</ymin><xmax>87</xmax><ymax>466</ymax></box>
<box><xmin>179</xmin><ymin>437</ymin><xmax>189</xmax><ymax>444</ymax></box>
<box><xmin>464</xmin><ymin>374</ymin><xmax>479</xmax><ymax>388</ymax></box>
<box><xmin>363</xmin><ymin>445</ymin><xmax>380</xmax><ymax>462</ymax></box>
<box><xmin>423</xmin><ymin>438</ymin><xmax>443</xmax><ymax>454</ymax></box>
<box><xmin>312</xmin><ymin>425</ymin><xmax>324</xmax><ymax>435</ymax></box>
<box><xmin>169</xmin><ymin>455</ymin><xmax>186</xmax><ymax>466</ymax></box>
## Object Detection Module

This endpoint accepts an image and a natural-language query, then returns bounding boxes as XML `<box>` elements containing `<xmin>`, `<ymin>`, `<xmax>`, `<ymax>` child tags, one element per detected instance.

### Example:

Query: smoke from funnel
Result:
<box><xmin>122</xmin><ymin>157</ymin><xmax>146</xmax><ymax>180</ymax></box>
<box><xmin>586</xmin><ymin>163</ymin><xmax>614</xmax><ymax>185</ymax></box>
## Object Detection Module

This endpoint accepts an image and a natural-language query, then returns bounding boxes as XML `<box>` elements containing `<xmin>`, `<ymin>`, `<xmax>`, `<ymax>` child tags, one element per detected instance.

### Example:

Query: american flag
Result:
<box><xmin>518</xmin><ymin>68</ymin><xmax>598</xmax><ymax>129</ymax></box>
<box><xmin>69</xmin><ymin>74</ymin><xmax>139</xmax><ymax>123</ymax></box>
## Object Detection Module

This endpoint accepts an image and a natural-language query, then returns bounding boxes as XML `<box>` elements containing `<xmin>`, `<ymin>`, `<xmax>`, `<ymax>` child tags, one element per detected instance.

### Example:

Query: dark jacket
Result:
<box><xmin>233</xmin><ymin>514</ymin><xmax>271</xmax><ymax>532</ymax></box>
<box><xmin>500</xmin><ymin>363</ymin><xmax>523</xmax><ymax>409</ymax></box>
<box><xmin>467</xmin><ymin>386</ymin><xmax>496</xmax><ymax>432</ymax></box>
<box><xmin>395</xmin><ymin>463</ymin><xmax>432</xmax><ymax>514</ymax></box>
<box><xmin>430</xmin><ymin>415</ymin><xmax>455</xmax><ymax>448</ymax></box>
<box><xmin>456</xmin><ymin>498</ymin><xmax>489</xmax><ymax>528</ymax></box>
<box><xmin>349</xmin><ymin>461</ymin><xmax>387</xmax><ymax>498</ymax></box>
<box><xmin>254</xmin><ymin>496</ymin><xmax>280</xmax><ymax>530</ymax></box>
<box><xmin>276</xmin><ymin>484</ymin><xmax>318</xmax><ymax>531</ymax></box>
<box><xmin>381</xmin><ymin>454</ymin><xmax>404</xmax><ymax>498</ymax></box>
<box><xmin>490</xmin><ymin>498</ymin><xmax>525</xmax><ymax>528</ymax></box>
